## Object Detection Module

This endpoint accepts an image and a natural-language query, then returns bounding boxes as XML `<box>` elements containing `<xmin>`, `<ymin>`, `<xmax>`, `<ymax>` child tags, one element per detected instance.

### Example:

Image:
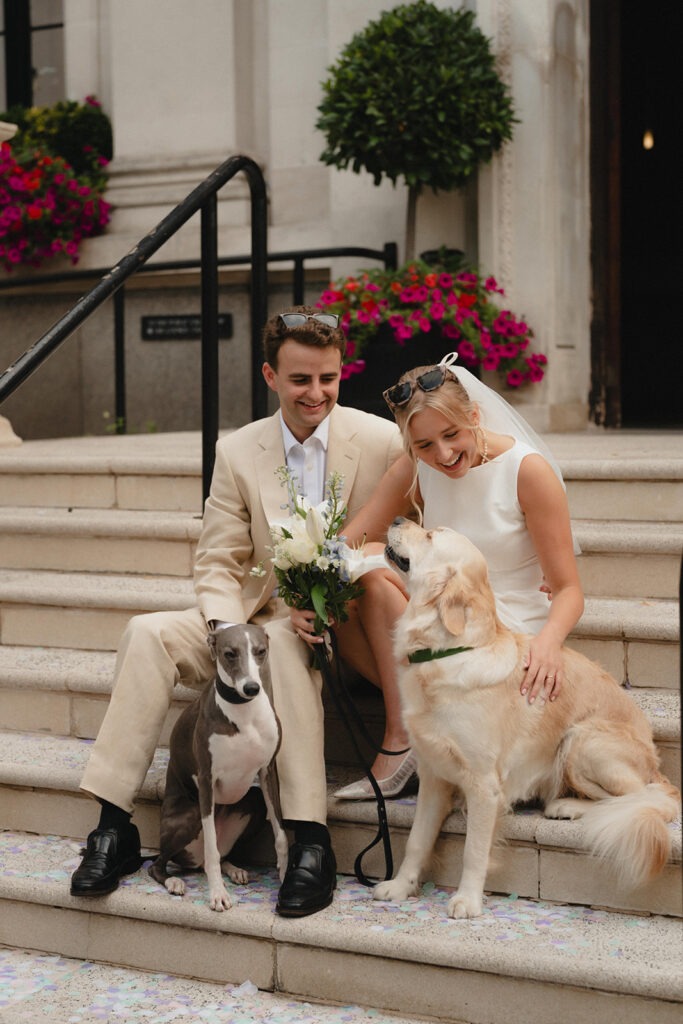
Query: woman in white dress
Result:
<box><xmin>292</xmin><ymin>354</ymin><xmax>584</xmax><ymax>798</ymax></box>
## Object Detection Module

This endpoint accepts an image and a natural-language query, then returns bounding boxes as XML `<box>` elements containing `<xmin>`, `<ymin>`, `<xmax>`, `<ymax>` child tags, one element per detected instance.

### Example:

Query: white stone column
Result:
<box><xmin>476</xmin><ymin>0</ymin><xmax>591</xmax><ymax>431</ymax></box>
<box><xmin>63</xmin><ymin>0</ymin><xmax>250</xmax><ymax>264</ymax></box>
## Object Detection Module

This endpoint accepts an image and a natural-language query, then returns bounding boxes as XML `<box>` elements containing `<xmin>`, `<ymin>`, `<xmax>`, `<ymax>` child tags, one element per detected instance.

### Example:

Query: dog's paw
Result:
<box><xmin>447</xmin><ymin>891</ymin><xmax>483</xmax><ymax>919</ymax></box>
<box><xmin>208</xmin><ymin>885</ymin><xmax>233</xmax><ymax>912</ymax></box>
<box><xmin>544</xmin><ymin>797</ymin><xmax>586</xmax><ymax>820</ymax></box>
<box><xmin>373</xmin><ymin>878</ymin><xmax>417</xmax><ymax>903</ymax></box>
<box><xmin>164</xmin><ymin>877</ymin><xmax>186</xmax><ymax>897</ymax></box>
<box><xmin>223</xmin><ymin>862</ymin><xmax>249</xmax><ymax>885</ymax></box>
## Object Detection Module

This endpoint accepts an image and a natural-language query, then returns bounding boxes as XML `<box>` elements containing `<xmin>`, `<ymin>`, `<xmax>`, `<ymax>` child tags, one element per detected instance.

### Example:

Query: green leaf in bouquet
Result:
<box><xmin>311</xmin><ymin>582</ymin><xmax>330</xmax><ymax>627</ymax></box>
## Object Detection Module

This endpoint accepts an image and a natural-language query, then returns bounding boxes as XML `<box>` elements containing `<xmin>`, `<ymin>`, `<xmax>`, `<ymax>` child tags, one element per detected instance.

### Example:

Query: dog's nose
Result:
<box><xmin>243</xmin><ymin>681</ymin><xmax>260</xmax><ymax>698</ymax></box>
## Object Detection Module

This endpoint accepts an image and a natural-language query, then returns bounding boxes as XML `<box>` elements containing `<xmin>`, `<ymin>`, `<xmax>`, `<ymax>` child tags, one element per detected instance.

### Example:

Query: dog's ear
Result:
<box><xmin>438</xmin><ymin>573</ymin><xmax>467</xmax><ymax>637</ymax></box>
<box><xmin>206</xmin><ymin>631</ymin><xmax>218</xmax><ymax>661</ymax></box>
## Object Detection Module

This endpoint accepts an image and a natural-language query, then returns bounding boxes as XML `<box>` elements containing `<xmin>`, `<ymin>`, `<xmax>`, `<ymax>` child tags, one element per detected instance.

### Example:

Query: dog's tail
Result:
<box><xmin>581</xmin><ymin>782</ymin><xmax>680</xmax><ymax>889</ymax></box>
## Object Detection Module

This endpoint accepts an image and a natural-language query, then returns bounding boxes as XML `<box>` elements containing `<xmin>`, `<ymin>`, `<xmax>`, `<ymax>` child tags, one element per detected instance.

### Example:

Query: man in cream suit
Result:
<box><xmin>70</xmin><ymin>307</ymin><xmax>402</xmax><ymax>916</ymax></box>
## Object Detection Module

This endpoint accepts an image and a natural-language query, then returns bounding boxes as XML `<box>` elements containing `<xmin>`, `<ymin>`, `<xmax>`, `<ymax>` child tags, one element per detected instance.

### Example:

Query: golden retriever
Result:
<box><xmin>373</xmin><ymin>518</ymin><xmax>680</xmax><ymax>919</ymax></box>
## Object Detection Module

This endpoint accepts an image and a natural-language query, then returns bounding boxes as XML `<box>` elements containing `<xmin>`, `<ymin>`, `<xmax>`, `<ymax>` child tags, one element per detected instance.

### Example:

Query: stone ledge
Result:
<box><xmin>0</xmin><ymin>830</ymin><xmax>681</xmax><ymax>1013</ymax></box>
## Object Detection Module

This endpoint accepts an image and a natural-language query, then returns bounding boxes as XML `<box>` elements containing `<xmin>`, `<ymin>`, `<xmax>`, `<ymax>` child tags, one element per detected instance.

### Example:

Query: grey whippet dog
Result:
<box><xmin>149</xmin><ymin>624</ymin><xmax>288</xmax><ymax>910</ymax></box>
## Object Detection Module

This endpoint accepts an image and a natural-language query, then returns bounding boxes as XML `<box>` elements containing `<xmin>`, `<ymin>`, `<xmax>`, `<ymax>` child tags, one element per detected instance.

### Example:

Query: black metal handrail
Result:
<box><xmin>0</xmin><ymin>153</ymin><xmax>269</xmax><ymax>500</ymax></box>
<box><xmin>0</xmin><ymin>225</ymin><xmax>397</xmax><ymax>500</ymax></box>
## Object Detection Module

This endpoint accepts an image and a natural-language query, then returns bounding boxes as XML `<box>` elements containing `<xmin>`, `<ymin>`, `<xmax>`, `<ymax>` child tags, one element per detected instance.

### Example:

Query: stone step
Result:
<box><xmin>0</xmin><ymin>432</ymin><xmax>203</xmax><ymax>512</ymax></box>
<box><xmin>566</xmin><ymin>596</ymin><xmax>680</xmax><ymax>691</ymax></box>
<box><xmin>0</xmin><ymin>506</ymin><xmax>202</xmax><ymax>576</ymax></box>
<box><xmin>544</xmin><ymin>431</ymin><xmax>683</xmax><ymax>523</ymax></box>
<box><xmin>0</xmin><ymin>569</ymin><xmax>196</xmax><ymax>650</ymax></box>
<box><xmin>0</xmin><ymin>945</ymin><xmax>420</xmax><ymax>1024</ymax></box>
<box><xmin>0</xmin><ymin>730</ymin><xmax>680</xmax><ymax>918</ymax></box>
<box><xmin>573</xmin><ymin>520</ymin><xmax>683</xmax><ymax>599</ymax></box>
<box><xmin>1</xmin><ymin>431</ymin><xmax>682</xmax><ymax>521</ymax></box>
<box><xmin>0</xmin><ymin>506</ymin><xmax>679</xmax><ymax>600</ymax></box>
<box><xmin>564</xmin><ymin>471</ymin><xmax>683</xmax><ymax>522</ymax></box>
<box><xmin>0</xmin><ymin>830</ymin><xmax>681</xmax><ymax>1024</ymax></box>
<box><xmin>0</xmin><ymin>946</ymin><xmax>418</xmax><ymax>1024</ymax></box>
<box><xmin>0</xmin><ymin>643</ymin><xmax>678</xmax><ymax>780</ymax></box>
<box><xmin>1</xmin><ymin>569</ymin><xmax>678</xmax><ymax>685</ymax></box>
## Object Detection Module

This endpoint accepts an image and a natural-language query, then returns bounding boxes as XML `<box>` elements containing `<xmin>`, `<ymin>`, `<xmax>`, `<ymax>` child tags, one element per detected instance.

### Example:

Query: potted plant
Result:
<box><xmin>316</xmin><ymin>253</ymin><xmax>546</xmax><ymax>417</ymax></box>
<box><xmin>316</xmin><ymin>1</ymin><xmax>516</xmax><ymax>260</ymax></box>
<box><xmin>0</xmin><ymin>96</ymin><xmax>112</xmax><ymax>273</ymax></box>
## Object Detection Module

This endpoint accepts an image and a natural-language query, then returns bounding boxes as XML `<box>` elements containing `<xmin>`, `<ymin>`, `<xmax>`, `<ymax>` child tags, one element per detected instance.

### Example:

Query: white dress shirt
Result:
<box><xmin>211</xmin><ymin>413</ymin><xmax>331</xmax><ymax>630</ymax></box>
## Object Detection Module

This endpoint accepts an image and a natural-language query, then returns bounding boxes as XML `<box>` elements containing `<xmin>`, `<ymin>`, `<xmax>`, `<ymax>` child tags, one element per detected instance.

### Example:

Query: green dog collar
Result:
<box><xmin>407</xmin><ymin>646</ymin><xmax>473</xmax><ymax>664</ymax></box>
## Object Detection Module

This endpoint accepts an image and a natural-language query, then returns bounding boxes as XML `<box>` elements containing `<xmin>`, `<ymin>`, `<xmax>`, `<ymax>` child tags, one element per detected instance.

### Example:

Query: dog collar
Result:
<box><xmin>407</xmin><ymin>646</ymin><xmax>473</xmax><ymax>664</ymax></box>
<box><xmin>215</xmin><ymin>677</ymin><xmax>252</xmax><ymax>704</ymax></box>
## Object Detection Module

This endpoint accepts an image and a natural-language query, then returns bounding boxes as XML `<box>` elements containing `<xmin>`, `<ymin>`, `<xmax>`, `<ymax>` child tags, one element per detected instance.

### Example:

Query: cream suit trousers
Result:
<box><xmin>80</xmin><ymin>600</ymin><xmax>327</xmax><ymax>824</ymax></box>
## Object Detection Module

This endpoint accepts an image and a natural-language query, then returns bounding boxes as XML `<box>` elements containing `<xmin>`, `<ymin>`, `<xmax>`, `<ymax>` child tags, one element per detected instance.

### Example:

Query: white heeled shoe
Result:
<box><xmin>333</xmin><ymin>749</ymin><xmax>418</xmax><ymax>800</ymax></box>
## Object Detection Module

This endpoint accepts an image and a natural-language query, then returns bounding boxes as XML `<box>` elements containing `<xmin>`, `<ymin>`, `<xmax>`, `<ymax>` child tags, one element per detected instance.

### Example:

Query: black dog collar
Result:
<box><xmin>408</xmin><ymin>646</ymin><xmax>473</xmax><ymax>664</ymax></box>
<box><xmin>215</xmin><ymin>676</ymin><xmax>252</xmax><ymax>704</ymax></box>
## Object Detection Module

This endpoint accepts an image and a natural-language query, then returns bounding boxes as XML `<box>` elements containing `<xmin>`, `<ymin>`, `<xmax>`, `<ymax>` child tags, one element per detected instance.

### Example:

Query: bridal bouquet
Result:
<box><xmin>254</xmin><ymin>467</ymin><xmax>383</xmax><ymax>634</ymax></box>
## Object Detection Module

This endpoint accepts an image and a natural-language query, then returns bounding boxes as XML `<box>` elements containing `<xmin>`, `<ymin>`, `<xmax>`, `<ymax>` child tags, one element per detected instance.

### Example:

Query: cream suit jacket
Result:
<box><xmin>80</xmin><ymin>404</ymin><xmax>402</xmax><ymax>822</ymax></box>
<box><xmin>194</xmin><ymin>404</ymin><xmax>403</xmax><ymax>626</ymax></box>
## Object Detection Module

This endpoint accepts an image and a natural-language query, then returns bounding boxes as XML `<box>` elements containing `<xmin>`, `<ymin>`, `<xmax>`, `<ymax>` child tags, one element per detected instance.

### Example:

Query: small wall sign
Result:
<box><xmin>141</xmin><ymin>314</ymin><xmax>233</xmax><ymax>341</ymax></box>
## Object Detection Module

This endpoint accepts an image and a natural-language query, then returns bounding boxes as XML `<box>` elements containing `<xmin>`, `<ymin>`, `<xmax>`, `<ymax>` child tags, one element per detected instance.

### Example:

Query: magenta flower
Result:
<box><xmin>482</xmin><ymin>353</ymin><xmax>500</xmax><ymax>371</ymax></box>
<box><xmin>442</xmin><ymin>323</ymin><xmax>461</xmax><ymax>339</ymax></box>
<box><xmin>506</xmin><ymin>370</ymin><xmax>525</xmax><ymax>387</ymax></box>
<box><xmin>484</xmin><ymin>275</ymin><xmax>504</xmax><ymax>295</ymax></box>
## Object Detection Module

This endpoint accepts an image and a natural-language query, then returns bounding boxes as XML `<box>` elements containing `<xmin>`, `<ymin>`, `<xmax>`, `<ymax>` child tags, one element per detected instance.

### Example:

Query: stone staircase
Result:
<box><xmin>0</xmin><ymin>428</ymin><xmax>681</xmax><ymax>1024</ymax></box>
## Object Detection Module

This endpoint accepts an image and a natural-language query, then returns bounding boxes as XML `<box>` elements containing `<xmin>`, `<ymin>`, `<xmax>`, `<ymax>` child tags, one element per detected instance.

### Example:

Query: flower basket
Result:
<box><xmin>0</xmin><ymin>97</ymin><xmax>112</xmax><ymax>274</ymax></box>
<box><xmin>316</xmin><ymin>256</ymin><xmax>547</xmax><ymax>416</ymax></box>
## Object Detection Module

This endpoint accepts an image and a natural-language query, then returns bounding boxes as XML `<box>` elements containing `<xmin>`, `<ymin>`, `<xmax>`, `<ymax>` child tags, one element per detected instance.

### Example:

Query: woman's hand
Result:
<box><xmin>290</xmin><ymin>606</ymin><xmax>326</xmax><ymax>645</ymax></box>
<box><xmin>521</xmin><ymin>630</ymin><xmax>564</xmax><ymax>704</ymax></box>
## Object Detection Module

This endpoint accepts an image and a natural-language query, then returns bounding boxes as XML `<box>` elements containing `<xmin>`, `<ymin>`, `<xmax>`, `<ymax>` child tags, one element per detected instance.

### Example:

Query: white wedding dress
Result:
<box><xmin>418</xmin><ymin>439</ymin><xmax>550</xmax><ymax>635</ymax></box>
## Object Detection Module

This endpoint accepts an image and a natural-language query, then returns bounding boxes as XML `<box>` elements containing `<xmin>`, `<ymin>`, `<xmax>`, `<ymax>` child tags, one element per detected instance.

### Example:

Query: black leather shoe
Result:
<box><xmin>276</xmin><ymin>842</ymin><xmax>337</xmax><ymax>917</ymax></box>
<box><xmin>70</xmin><ymin>825</ymin><xmax>142</xmax><ymax>897</ymax></box>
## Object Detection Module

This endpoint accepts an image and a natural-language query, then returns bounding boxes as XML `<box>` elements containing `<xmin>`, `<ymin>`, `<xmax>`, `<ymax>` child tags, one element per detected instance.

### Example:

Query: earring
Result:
<box><xmin>478</xmin><ymin>427</ymin><xmax>489</xmax><ymax>465</ymax></box>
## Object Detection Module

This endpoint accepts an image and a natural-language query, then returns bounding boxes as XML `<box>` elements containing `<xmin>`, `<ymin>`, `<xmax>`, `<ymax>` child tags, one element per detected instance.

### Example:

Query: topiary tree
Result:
<box><xmin>317</xmin><ymin>0</ymin><xmax>516</xmax><ymax>259</ymax></box>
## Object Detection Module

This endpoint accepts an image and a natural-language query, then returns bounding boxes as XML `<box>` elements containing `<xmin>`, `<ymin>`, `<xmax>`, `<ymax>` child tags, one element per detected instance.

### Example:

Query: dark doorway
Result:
<box><xmin>590</xmin><ymin>2</ymin><xmax>681</xmax><ymax>427</ymax></box>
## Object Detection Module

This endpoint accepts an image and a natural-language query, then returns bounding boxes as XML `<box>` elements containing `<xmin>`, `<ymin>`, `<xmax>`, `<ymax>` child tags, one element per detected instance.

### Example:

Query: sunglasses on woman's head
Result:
<box><xmin>279</xmin><ymin>312</ymin><xmax>340</xmax><ymax>329</ymax></box>
<box><xmin>383</xmin><ymin>365</ymin><xmax>456</xmax><ymax>410</ymax></box>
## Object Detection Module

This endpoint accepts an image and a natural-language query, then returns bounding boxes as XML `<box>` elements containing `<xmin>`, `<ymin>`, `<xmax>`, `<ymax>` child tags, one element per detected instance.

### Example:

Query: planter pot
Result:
<box><xmin>340</xmin><ymin>323</ymin><xmax>455</xmax><ymax>419</ymax></box>
<box><xmin>419</xmin><ymin>248</ymin><xmax>466</xmax><ymax>272</ymax></box>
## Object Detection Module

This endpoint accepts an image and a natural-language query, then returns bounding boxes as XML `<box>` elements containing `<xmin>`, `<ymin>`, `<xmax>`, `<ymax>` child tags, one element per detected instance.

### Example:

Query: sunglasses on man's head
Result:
<box><xmin>383</xmin><ymin>365</ymin><xmax>456</xmax><ymax>411</ymax></box>
<box><xmin>279</xmin><ymin>312</ymin><xmax>340</xmax><ymax>330</ymax></box>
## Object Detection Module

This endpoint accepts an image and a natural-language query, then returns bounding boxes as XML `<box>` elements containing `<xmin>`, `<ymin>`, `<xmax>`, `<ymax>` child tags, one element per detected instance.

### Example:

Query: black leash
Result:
<box><xmin>313</xmin><ymin>629</ymin><xmax>408</xmax><ymax>887</ymax></box>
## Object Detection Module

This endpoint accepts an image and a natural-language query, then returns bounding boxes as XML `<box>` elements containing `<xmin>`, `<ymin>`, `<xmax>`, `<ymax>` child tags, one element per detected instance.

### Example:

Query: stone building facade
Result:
<box><xmin>1</xmin><ymin>1</ymin><xmax>606</xmax><ymax>437</ymax></box>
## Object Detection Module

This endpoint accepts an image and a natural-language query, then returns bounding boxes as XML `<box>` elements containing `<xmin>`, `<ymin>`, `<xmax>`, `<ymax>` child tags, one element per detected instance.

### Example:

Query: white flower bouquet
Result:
<box><xmin>256</xmin><ymin>467</ymin><xmax>384</xmax><ymax>634</ymax></box>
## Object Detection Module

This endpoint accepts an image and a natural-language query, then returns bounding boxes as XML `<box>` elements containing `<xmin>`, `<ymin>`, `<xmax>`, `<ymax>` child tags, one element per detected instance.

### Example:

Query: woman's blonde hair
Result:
<box><xmin>389</xmin><ymin>363</ymin><xmax>483</xmax><ymax>514</ymax></box>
